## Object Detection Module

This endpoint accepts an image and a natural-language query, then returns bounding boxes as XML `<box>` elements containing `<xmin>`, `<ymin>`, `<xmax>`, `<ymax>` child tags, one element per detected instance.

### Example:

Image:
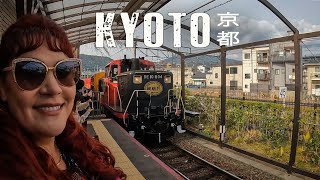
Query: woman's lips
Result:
<box><xmin>34</xmin><ymin>104</ymin><xmax>64</xmax><ymax>116</ymax></box>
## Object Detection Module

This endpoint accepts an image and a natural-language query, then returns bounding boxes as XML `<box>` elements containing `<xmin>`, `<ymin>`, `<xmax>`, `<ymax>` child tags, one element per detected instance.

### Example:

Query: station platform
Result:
<box><xmin>86</xmin><ymin>118</ymin><xmax>183</xmax><ymax>180</ymax></box>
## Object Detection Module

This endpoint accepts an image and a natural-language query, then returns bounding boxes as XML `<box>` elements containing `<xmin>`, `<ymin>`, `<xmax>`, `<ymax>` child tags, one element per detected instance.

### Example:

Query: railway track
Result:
<box><xmin>145</xmin><ymin>141</ymin><xmax>242</xmax><ymax>180</ymax></box>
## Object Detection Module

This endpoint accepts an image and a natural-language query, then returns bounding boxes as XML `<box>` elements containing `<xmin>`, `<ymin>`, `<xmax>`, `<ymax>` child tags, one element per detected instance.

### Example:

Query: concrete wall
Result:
<box><xmin>272</xmin><ymin>64</ymin><xmax>285</xmax><ymax>88</ymax></box>
<box><xmin>0</xmin><ymin>0</ymin><xmax>16</xmax><ymax>41</ymax></box>
<box><xmin>285</xmin><ymin>63</ymin><xmax>295</xmax><ymax>85</ymax></box>
<box><xmin>207</xmin><ymin>64</ymin><xmax>243</xmax><ymax>89</ymax></box>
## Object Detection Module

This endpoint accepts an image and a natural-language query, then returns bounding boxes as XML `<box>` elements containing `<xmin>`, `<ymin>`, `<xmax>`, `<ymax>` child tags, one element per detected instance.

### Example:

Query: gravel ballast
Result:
<box><xmin>169</xmin><ymin>132</ymin><xmax>287</xmax><ymax>180</ymax></box>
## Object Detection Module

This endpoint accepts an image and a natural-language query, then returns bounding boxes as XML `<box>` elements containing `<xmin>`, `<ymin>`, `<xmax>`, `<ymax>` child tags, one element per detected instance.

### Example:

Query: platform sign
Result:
<box><xmin>279</xmin><ymin>87</ymin><xmax>287</xmax><ymax>99</ymax></box>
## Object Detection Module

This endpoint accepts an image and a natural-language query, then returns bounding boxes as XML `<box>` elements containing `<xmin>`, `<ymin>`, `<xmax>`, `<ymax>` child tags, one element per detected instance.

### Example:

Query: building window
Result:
<box><xmin>292</xmin><ymin>68</ymin><xmax>295</xmax><ymax>73</ymax></box>
<box><xmin>254</xmin><ymin>69</ymin><xmax>257</xmax><ymax>73</ymax></box>
<box><xmin>316</xmin><ymin>85</ymin><xmax>320</xmax><ymax>89</ymax></box>
<box><xmin>245</xmin><ymin>73</ymin><xmax>251</xmax><ymax>79</ymax></box>
<box><xmin>226</xmin><ymin>68</ymin><xmax>229</xmax><ymax>74</ymax></box>
<box><xmin>230</xmin><ymin>67</ymin><xmax>237</xmax><ymax>74</ymax></box>
<box><xmin>245</xmin><ymin>84</ymin><xmax>248</xmax><ymax>88</ymax></box>
<box><xmin>315</xmin><ymin>67</ymin><xmax>320</xmax><ymax>72</ymax></box>
<box><xmin>244</xmin><ymin>53</ymin><xmax>250</xmax><ymax>59</ymax></box>
<box><xmin>257</xmin><ymin>52</ymin><xmax>268</xmax><ymax>62</ymax></box>
<box><xmin>230</xmin><ymin>80</ymin><xmax>238</xmax><ymax>90</ymax></box>
<box><xmin>215</xmin><ymin>73</ymin><xmax>218</xmax><ymax>78</ymax></box>
<box><xmin>275</xmin><ymin>69</ymin><xmax>280</xmax><ymax>75</ymax></box>
<box><xmin>210</xmin><ymin>81</ymin><xmax>213</xmax><ymax>84</ymax></box>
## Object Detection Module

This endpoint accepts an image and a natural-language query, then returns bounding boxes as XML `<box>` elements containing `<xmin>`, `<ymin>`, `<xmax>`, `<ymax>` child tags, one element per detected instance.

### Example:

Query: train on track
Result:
<box><xmin>91</xmin><ymin>56</ymin><xmax>186</xmax><ymax>142</ymax></box>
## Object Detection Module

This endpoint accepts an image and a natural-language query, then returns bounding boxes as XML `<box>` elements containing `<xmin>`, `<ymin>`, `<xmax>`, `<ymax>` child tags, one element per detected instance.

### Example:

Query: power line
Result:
<box><xmin>301</xmin><ymin>40</ymin><xmax>320</xmax><ymax>62</ymax></box>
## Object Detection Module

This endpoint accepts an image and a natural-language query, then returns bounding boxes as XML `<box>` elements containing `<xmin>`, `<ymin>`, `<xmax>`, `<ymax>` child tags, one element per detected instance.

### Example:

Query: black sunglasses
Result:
<box><xmin>2</xmin><ymin>58</ymin><xmax>81</xmax><ymax>91</ymax></box>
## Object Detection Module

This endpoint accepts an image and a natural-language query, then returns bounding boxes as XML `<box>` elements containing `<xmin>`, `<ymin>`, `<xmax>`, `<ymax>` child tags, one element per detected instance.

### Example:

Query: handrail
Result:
<box><xmin>167</xmin><ymin>89</ymin><xmax>174</xmax><ymax>112</ymax></box>
<box><xmin>122</xmin><ymin>90</ymin><xmax>151</xmax><ymax>126</ymax></box>
<box><xmin>175</xmin><ymin>86</ymin><xmax>186</xmax><ymax>119</ymax></box>
<box><xmin>116</xmin><ymin>86</ymin><xmax>122</xmax><ymax>111</ymax></box>
<box><xmin>165</xmin><ymin>87</ymin><xmax>186</xmax><ymax>119</ymax></box>
<box><xmin>107</xmin><ymin>85</ymin><xmax>110</xmax><ymax>106</ymax></box>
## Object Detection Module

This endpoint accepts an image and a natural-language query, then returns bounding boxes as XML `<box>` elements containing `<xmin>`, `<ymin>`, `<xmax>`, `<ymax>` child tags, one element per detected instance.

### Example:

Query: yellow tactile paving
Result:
<box><xmin>88</xmin><ymin>120</ymin><xmax>145</xmax><ymax>180</ymax></box>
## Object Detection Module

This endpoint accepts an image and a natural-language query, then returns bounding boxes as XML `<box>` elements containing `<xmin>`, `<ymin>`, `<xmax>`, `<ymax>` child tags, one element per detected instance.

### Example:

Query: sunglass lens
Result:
<box><xmin>56</xmin><ymin>61</ymin><xmax>80</xmax><ymax>86</ymax></box>
<box><xmin>15</xmin><ymin>61</ymin><xmax>46</xmax><ymax>90</ymax></box>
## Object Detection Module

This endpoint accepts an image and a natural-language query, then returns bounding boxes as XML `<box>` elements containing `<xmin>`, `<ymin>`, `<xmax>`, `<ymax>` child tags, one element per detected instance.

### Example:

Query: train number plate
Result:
<box><xmin>144</xmin><ymin>81</ymin><xmax>163</xmax><ymax>96</ymax></box>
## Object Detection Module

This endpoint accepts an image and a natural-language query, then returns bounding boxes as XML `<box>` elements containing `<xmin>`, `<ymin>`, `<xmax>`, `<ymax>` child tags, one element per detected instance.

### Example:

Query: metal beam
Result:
<box><xmin>42</xmin><ymin>0</ymin><xmax>155</xmax><ymax>6</ymax></box>
<box><xmin>298</xmin><ymin>30</ymin><xmax>320</xmax><ymax>40</ymax></box>
<box><xmin>66</xmin><ymin>26</ymin><xmax>124</xmax><ymax>35</ymax></box>
<box><xmin>68</xmin><ymin>29</ymin><xmax>123</xmax><ymax>39</ymax></box>
<box><xmin>220</xmin><ymin>46</ymin><xmax>226</xmax><ymax>147</ymax></box>
<box><xmin>69</xmin><ymin>33</ymin><xmax>122</xmax><ymax>42</ymax></box>
<box><xmin>185</xmin><ymin>35</ymin><xmax>294</xmax><ymax>59</ymax></box>
<box><xmin>45</xmin><ymin>1</ymin><xmax>135</xmax><ymax>15</ymax></box>
<box><xmin>52</xmin><ymin>8</ymin><xmax>123</xmax><ymax>21</ymax></box>
<box><xmin>288</xmin><ymin>32</ymin><xmax>301</xmax><ymax>173</ymax></box>
<box><xmin>62</xmin><ymin>17</ymin><xmax>96</xmax><ymax>30</ymax></box>
<box><xmin>258</xmin><ymin>0</ymin><xmax>298</xmax><ymax>33</ymax></box>
<box><xmin>62</xmin><ymin>15</ymin><xmax>123</xmax><ymax>30</ymax></box>
<box><xmin>181</xmin><ymin>54</ymin><xmax>186</xmax><ymax>105</ymax></box>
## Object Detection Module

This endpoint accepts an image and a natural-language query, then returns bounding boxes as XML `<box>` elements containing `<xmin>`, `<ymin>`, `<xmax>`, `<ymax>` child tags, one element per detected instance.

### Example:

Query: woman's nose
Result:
<box><xmin>38</xmin><ymin>70</ymin><xmax>62</xmax><ymax>95</ymax></box>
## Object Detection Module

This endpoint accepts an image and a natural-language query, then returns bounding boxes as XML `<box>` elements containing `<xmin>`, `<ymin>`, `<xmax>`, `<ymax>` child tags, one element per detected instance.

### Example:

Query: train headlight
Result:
<box><xmin>133</xmin><ymin>75</ymin><xmax>142</xmax><ymax>84</ymax></box>
<box><xmin>164</xmin><ymin>75</ymin><xmax>171</xmax><ymax>83</ymax></box>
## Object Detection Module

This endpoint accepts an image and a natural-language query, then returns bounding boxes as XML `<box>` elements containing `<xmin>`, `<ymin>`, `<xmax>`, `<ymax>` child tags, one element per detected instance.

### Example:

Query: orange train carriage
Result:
<box><xmin>96</xmin><ymin>57</ymin><xmax>185</xmax><ymax>142</ymax></box>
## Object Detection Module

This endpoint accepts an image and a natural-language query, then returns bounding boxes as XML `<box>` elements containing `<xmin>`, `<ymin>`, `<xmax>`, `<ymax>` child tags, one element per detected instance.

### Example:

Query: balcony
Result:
<box><xmin>311</xmin><ymin>72</ymin><xmax>320</xmax><ymax>80</ymax></box>
<box><xmin>257</xmin><ymin>73</ymin><xmax>271</xmax><ymax>81</ymax></box>
<box><xmin>257</xmin><ymin>57</ymin><xmax>269</xmax><ymax>64</ymax></box>
<box><xmin>271</xmin><ymin>54</ymin><xmax>295</xmax><ymax>63</ymax></box>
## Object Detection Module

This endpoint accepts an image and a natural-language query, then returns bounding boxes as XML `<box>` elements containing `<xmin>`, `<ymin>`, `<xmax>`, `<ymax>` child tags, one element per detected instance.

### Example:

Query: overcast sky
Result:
<box><xmin>80</xmin><ymin>0</ymin><xmax>320</xmax><ymax>61</ymax></box>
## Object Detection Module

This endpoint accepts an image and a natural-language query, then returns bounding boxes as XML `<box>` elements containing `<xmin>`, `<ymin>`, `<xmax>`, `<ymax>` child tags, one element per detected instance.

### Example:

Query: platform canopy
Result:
<box><xmin>16</xmin><ymin>0</ymin><xmax>170</xmax><ymax>46</ymax></box>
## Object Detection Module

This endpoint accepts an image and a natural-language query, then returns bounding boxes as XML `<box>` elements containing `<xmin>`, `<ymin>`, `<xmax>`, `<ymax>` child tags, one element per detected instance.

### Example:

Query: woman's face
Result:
<box><xmin>0</xmin><ymin>43</ymin><xmax>76</xmax><ymax>138</ymax></box>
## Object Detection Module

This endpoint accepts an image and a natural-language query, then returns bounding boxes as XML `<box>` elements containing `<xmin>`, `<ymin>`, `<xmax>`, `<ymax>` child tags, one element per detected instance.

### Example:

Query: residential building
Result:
<box><xmin>241</xmin><ymin>41</ymin><xmax>297</xmax><ymax>94</ymax></box>
<box><xmin>303</xmin><ymin>56</ymin><xmax>320</xmax><ymax>96</ymax></box>
<box><xmin>270</xmin><ymin>42</ymin><xmax>295</xmax><ymax>91</ymax></box>
<box><xmin>242</xmin><ymin>46</ymin><xmax>269</xmax><ymax>92</ymax></box>
<box><xmin>191</xmin><ymin>72</ymin><xmax>207</xmax><ymax>87</ymax></box>
<box><xmin>207</xmin><ymin>62</ymin><xmax>243</xmax><ymax>90</ymax></box>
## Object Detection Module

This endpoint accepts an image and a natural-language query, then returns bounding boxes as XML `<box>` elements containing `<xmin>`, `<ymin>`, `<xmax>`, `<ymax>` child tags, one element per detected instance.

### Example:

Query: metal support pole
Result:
<box><xmin>288</xmin><ymin>32</ymin><xmax>301</xmax><ymax>173</ymax></box>
<box><xmin>181</xmin><ymin>55</ymin><xmax>186</xmax><ymax>105</ymax></box>
<box><xmin>134</xmin><ymin>41</ymin><xmax>137</xmax><ymax>59</ymax></box>
<box><xmin>220</xmin><ymin>46</ymin><xmax>226</xmax><ymax>147</ymax></box>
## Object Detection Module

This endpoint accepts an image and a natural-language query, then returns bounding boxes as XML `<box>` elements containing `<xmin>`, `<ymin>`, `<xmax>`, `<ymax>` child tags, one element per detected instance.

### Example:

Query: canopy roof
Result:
<box><xmin>19</xmin><ymin>0</ymin><xmax>170</xmax><ymax>46</ymax></box>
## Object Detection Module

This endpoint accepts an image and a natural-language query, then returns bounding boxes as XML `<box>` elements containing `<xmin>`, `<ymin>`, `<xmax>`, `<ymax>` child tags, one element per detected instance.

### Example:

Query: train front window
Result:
<box><xmin>111</xmin><ymin>65</ymin><xmax>118</xmax><ymax>82</ymax></box>
<box><xmin>105</xmin><ymin>65</ymin><xmax>109</xmax><ymax>78</ymax></box>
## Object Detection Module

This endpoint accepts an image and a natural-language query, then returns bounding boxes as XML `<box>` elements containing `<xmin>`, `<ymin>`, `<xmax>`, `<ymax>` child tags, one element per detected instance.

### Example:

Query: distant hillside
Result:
<box><xmin>163</xmin><ymin>55</ymin><xmax>241</xmax><ymax>66</ymax></box>
<box><xmin>79</xmin><ymin>54</ymin><xmax>111</xmax><ymax>70</ymax></box>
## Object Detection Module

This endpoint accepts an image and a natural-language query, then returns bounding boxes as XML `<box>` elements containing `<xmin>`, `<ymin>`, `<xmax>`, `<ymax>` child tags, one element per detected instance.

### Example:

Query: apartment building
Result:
<box><xmin>270</xmin><ymin>42</ymin><xmax>295</xmax><ymax>91</ymax></box>
<box><xmin>242</xmin><ymin>41</ymin><xmax>296</xmax><ymax>94</ymax></box>
<box><xmin>242</xmin><ymin>46</ymin><xmax>269</xmax><ymax>92</ymax></box>
<box><xmin>303</xmin><ymin>56</ymin><xmax>320</xmax><ymax>96</ymax></box>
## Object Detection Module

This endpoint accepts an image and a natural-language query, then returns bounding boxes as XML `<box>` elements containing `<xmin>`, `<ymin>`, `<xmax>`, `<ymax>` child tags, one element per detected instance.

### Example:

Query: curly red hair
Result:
<box><xmin>0</xmin><ymin>14</ymin><xmax>126</xmax><ymax>179</ymax></box>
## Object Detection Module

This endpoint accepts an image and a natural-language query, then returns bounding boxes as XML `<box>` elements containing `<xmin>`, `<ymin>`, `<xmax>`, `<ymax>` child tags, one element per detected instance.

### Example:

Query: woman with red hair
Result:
<box><xmin>0</xmin><ymin>14</ymin><xmax>126</xmax><ymax>179</ymax></box>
